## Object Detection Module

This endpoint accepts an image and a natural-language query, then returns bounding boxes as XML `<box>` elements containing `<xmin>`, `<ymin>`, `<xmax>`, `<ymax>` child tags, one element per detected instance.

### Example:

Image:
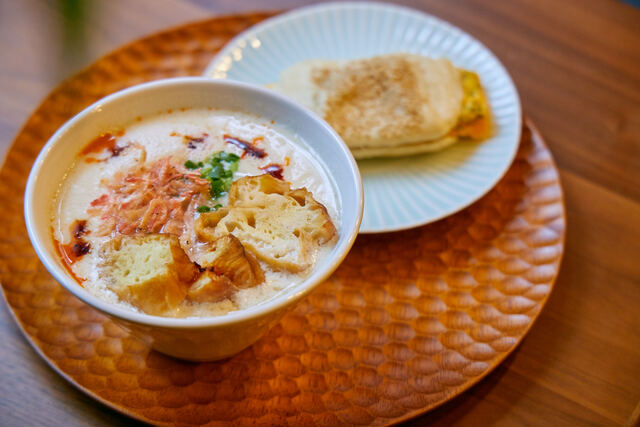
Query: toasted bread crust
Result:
<box><xmin>274</xmin><ymin>54</ymin><xmax>464</xmax><ymax>149</ymax></box>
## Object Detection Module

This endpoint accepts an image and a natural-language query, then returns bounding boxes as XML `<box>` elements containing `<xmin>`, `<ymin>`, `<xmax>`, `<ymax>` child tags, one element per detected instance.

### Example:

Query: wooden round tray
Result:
<box><xmin>0</xmin><ymin>12</ymin><xmax>565</xmax><ymax>426</ymax></box>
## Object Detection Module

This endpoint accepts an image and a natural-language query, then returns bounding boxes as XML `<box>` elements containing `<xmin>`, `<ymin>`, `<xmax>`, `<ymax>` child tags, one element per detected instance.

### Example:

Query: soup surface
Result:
<box><xmin>52</xmin><ymin>108</ymin><xmax>339</xmax><ymax>317</ymax></box>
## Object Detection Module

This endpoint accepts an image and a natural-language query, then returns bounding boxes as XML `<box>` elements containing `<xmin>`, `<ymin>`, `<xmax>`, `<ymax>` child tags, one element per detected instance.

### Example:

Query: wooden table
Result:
<box><xmin>1</xmin><ymin>0</ymin><xmax>638</xmax><ymax>425</ymax></box>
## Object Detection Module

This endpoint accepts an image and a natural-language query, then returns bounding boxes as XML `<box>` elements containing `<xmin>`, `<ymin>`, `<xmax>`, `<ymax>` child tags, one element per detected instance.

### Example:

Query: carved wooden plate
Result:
<box><xmin>0</xmin><ymin>12</ymin><xmax>565</xmax><ymax>426</ymax></box>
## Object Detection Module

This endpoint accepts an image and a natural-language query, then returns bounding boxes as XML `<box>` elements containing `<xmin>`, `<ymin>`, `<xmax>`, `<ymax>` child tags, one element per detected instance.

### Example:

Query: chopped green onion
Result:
<box><xmin>196</xmin><ymin>205</ymin><xmax>211</xmax><ymax>213</ymax></box>
<box><xmin>186</xmin><ymin>151</ymin><xmax>240</xmax><ymax>200</ymax></box>
<box><xmin>198</xmin><ymin>151</ymin><xmax>240</xmax><ymax>199</ymax></box>
<box><xmin>184</xmin><ymin>160</ymin><xmax>203</xmax><ymax>170</ymax></box>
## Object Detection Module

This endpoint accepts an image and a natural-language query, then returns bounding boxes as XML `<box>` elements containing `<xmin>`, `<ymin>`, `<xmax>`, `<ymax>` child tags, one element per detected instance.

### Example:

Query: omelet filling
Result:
<box><xmin>450</xmin><ymin>70</ymin><xmax>491</xmax><ymax>140</ymax></box>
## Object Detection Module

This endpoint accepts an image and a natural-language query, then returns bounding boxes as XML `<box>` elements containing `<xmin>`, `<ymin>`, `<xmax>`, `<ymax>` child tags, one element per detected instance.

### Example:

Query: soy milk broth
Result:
<box><xmin>52</xmin><ymin>108</ymin><xmax>339</xmax><ymax>317</ymax></box>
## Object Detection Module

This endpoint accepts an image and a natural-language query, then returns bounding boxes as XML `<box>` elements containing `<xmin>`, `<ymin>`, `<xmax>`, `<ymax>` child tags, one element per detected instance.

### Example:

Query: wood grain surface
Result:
<box><xmin>0</xmin><ymin>0</ymin><xmax>638</xmax><ymax>426</ymax></box>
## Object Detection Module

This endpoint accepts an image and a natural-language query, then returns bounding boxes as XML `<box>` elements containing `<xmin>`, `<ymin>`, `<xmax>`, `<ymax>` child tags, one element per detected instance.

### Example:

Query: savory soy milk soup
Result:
<box><xmin>52</xmin><ymin>108</ymin><xmax>339</xmax><ymax>317</ymax></box>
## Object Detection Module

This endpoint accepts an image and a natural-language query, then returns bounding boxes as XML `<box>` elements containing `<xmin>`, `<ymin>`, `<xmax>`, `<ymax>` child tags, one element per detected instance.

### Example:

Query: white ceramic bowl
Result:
<box><xmin>24</xmin><ymin>77</ymin><xmax>363</xmax><ymax>361</ymax></box>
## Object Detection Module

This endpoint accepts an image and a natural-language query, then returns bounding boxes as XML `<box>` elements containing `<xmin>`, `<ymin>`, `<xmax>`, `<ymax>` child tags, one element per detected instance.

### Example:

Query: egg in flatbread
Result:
<box><xmin>272</xmin><ymin>54</ymin><xmax>491</xmax><ymax>159</ymax></box>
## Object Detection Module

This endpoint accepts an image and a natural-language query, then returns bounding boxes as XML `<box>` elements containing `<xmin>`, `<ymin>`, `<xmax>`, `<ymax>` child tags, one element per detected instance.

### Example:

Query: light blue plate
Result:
<box><xmin>205</xmin><ymin>2</ymin><xmax>522</xmax><ymax>233</ymax></box>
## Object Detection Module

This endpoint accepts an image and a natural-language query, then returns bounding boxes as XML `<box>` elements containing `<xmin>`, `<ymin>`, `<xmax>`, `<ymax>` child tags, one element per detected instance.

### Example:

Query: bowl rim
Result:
<box><xmin>24</xmin><ymin>77</ymin><xmax>363</xmax><ymax>329</ymax></box>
